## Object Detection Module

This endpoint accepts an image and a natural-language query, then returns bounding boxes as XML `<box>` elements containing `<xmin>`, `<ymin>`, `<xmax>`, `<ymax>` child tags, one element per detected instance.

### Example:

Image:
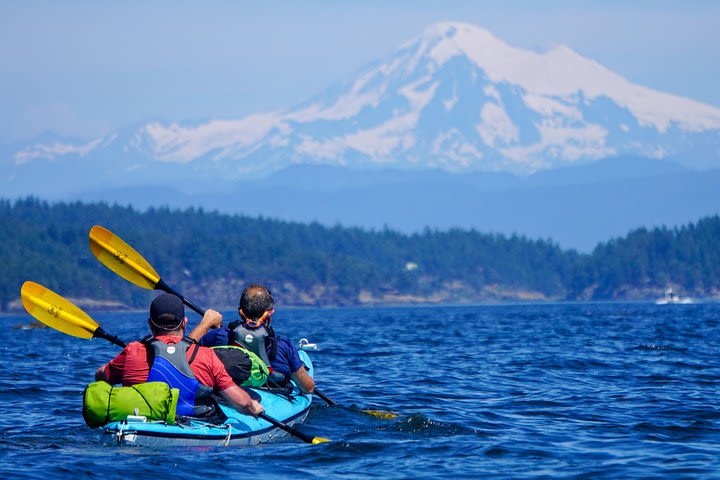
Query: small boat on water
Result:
<box><xmin>655</xmin><ymin>288</ymin><xmax>693</xmax><ymax>305</ymax></box>
<box><xmin>101</xmin><ymin>350</ymin><xmax>314</xmax><ymax>447</ymax></box>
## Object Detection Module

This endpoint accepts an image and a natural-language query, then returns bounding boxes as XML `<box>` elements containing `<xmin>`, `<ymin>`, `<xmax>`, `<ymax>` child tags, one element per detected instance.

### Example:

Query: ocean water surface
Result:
<box><xmin>1</xmin><ymin>302</ymin><xmax>719</xmax><ymax>478</ymax></box>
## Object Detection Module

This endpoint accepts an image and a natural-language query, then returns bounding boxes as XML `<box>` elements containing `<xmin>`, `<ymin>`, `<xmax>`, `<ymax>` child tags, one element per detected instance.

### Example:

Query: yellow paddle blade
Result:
<box><xmin>311</xmin><ymin>437</ymin><xmax>332</xmax><ymax>444</ymax></box>
<box><xmin>20</xmin><ymin>281</ymin><xmax>98</xmax><ymax>339</ymax></box>
<box><xmin>89</xmin><ymin>225</ymin><xmax>161</xmax><ymax>290</ymax></box>
<box><xmin>361</xmin><ymin>409</ymin><xmax>399</xmax><ymax>419</ymax></box>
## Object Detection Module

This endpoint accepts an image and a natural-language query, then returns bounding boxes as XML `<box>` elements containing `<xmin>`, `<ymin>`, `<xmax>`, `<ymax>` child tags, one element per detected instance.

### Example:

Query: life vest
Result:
<box><xmin>229</xmin><ymin>322</ymin><xmax>277</xmax><ymax>365</ymax></box>
<box><xmin>142</xmin><ymin>336</ymin><xmax>215</xmax><ymax>417</ymax></box>
<box><xmin>228</xmin><ymin>321</ymin><xmax>286</xmax><ymax>386</ymax></box>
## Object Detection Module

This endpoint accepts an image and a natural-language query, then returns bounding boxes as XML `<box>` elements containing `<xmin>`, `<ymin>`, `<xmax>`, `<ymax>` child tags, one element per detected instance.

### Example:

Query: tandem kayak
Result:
<box><xmin>101</xmin><ymin>350</ymin><xmax>314</xmax><ymax>447</ymax></box>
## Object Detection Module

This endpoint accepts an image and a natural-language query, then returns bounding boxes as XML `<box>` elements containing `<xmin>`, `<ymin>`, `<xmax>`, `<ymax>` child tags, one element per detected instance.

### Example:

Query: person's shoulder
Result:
<box><xmin>273</xmin><ymin>335</ymin><xmax>304</xmax><ymax>371</ymax></box>
<box><xmin>198</xmin><ymin>347</ymin><xmax>218</xmax><ymax>359</ymax></box>
<box><xmin>115</xmin><ymin>340</ymin><xmax>147</xmax><ymax>358</ymax></box>
<box><xmin>274</xmin><ymin>335</ymin><xmax>300</xmax><ymax>358</ymax></box>
<box><xmin>195</xmin><ymin>343</ymin><xmax>223</xmax><ymax>360</ymax></box>
<box><xmin>274</xmin><ymin>335</ymin><xmax>296</xmax><ymax>350</ymax></box>
<box><xmin>125</xmin><ymin>340</ymin><xmax>147</xmax><ymax>351</ymax></box>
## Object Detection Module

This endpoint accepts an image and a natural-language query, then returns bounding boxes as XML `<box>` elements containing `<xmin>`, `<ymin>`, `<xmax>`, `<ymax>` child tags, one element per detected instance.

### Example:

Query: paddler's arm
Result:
<box><xmin>291</xmin><ymin>366</ymin><xmax>315</xmax><ymax>394</ymax></box>
<box><xmin>220</xmin><ymin>385</ymin><xmax>264</xmax><ymax>417</ymax></box>
<box><xmin>95</xmin><ymin>365</ymin><xmax>110</xmax><ymax>382</ymax></box>
<box><xmin>94</xmin><ymin>345</ymin><xmax>129</xmax><ymax>383</ymax></box>
<box><xmin>187</xmin><ymin>309</ymin><xmax>223</xmax><ymax>342</ymax></box>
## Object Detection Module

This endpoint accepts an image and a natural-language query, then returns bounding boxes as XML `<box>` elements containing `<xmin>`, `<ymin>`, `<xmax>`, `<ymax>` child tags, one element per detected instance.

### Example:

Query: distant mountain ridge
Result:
<box><xmin>64</xmin><ymin>157</ymin><xmax>720</xmax><ymax>252</ymax></box>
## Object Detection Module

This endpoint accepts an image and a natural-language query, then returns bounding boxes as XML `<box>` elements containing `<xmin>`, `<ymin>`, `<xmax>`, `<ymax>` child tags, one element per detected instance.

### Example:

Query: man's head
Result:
<box><xmin>238</xmin><ymin>284</ymin><xmax>275</xmax><ymax>328</ymax></box>
<box><xmin>148</xmin><ymin>293</ymin><xmax>187</xmax><ymax>335</ymax></box>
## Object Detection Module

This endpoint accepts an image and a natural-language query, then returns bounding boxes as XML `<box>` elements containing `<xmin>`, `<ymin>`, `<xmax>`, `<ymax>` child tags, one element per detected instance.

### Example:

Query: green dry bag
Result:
<box><xmin>82</xmin><ymin>381</ymin><xmax>180</xmax><ymax>428</ymax></box>
<box><xmin>212</xmin><ymin>345</ymin><xmax>269</xmax><ymax>387</ymax></box>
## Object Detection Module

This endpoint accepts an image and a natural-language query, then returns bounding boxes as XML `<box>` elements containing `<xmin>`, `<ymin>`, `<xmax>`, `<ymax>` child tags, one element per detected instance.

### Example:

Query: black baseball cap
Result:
<box><xmin>149</xmin><ymin>293</ymin><xmax>185</xmax><ymax>330</ymax></box>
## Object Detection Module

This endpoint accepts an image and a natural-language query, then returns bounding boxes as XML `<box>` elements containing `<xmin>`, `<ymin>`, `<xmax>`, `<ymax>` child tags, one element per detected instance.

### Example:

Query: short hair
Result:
<box><xmin>239</xmin><ymin>284</ymin><xmax>274</xmax><ymax>320</ymax></box>
<box><xmin>149</xmin><ymin>317</ymin><xmax>184</xmax><ymax>336</ymax></box>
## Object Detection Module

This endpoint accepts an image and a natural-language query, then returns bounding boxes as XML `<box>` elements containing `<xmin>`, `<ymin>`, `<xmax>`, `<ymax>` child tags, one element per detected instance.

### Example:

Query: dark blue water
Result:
<box><xmin>1</xmin><ymin>303</ymin><xmax>719</xmax><ymax>478</ymax></box>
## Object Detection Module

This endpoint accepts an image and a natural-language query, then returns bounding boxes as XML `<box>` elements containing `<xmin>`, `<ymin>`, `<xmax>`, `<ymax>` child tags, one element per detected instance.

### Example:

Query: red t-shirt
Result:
<box><xmin>102</xmin><ymin>335</ymin><xmax>235</xmax><ymax>392</ymax></box>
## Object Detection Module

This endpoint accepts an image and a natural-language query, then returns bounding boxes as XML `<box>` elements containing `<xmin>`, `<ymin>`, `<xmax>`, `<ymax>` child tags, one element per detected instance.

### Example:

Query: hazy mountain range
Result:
<box><xmin>3</xmin><ymin>22</ymin><xmax>720</xmax><ymax>251</ymax></box>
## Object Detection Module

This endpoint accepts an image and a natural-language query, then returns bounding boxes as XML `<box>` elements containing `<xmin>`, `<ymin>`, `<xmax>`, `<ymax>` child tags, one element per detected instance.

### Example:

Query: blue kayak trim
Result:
<box><xmin>103</xmin><ymin>405</ymin><xmax>311</xmax><ymax>440</ymax></box>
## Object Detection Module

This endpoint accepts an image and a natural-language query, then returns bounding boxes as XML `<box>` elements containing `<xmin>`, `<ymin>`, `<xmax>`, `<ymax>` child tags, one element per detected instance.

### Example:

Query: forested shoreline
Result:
<box><xmin>1</xmin><ymin>198</ymin><xmax>719</xmax><ymax>311</ymax></box>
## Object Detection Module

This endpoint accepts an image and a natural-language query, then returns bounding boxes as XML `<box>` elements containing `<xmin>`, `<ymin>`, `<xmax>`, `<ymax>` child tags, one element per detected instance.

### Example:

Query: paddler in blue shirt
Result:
<box><xmin>194</xmin><ymin>284</ymin><xmax>315</xmax><ymax>394</ymax></box>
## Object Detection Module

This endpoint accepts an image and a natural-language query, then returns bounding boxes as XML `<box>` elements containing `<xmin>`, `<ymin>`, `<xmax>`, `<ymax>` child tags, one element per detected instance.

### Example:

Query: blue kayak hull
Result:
<box><xmin>101</xmin><ymin>351</ymin><xmax>314</xmax><ymax>447</ymax></box>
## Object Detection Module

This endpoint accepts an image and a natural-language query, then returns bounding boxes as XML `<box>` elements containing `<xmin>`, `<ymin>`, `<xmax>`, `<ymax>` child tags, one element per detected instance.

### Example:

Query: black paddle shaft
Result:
<box><xmin>314</xmin><ymin>389</ymin><xmax>337</xmax><ymax>406</ymax></box>
<box><xmin>258</xmin><ymin>412</ymin><xmax>317</xmax><ymax>444</ymax></box>
<box><xmin>155</xmin><ymin>279</ymin><xmax>206</xmax><ymax>317</ymax></box>
<box><xmin>93</xmin><ymin>327</ymin><xmax>127</xmax><ymax>348</ymax></box>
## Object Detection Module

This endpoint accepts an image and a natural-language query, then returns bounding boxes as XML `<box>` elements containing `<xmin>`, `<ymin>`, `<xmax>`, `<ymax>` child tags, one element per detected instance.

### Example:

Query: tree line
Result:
<box><xmin>1</xmin><ymin>197</ymin><xmax>718</xmax><ymax>311</ymax></box>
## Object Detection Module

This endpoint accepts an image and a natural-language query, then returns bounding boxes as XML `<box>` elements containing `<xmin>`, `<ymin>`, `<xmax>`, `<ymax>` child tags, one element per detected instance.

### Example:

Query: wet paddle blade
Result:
<box><xmin>20</xmin><ymin>281</ymin><xmax>98</xmax><ymax>339</ymax></box>
<box><xmin>311</xmin><ymin>437</ymin><xmax>332</xmax><ymax>444</ymax></box>
<box><xmin>361</xmin><ymin>409</ymin><xmax>399</xmax><ymax>419</ymax></box>
<box><xmin>89</xmin><ymin>225</ymin><xmax>161</xmax><ymax>290</ymax></box>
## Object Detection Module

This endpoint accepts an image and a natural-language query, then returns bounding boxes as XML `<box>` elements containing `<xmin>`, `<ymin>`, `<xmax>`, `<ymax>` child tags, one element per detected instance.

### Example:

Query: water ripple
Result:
<box><xmin>2</xmin><ymin>303</ymin><xmax>720</xmax><ymax>478</ymax></box>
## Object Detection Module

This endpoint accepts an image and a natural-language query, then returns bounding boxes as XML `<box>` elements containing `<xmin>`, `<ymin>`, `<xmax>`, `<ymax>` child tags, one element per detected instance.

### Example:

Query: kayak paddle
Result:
<box><xmin>89</xmin><ymin>225</ymin><xmax>205</xmax><ymax>316</ymax></box>
<box><xmin>19</xmin><ymin>281</ymin><xmax>329</xmax><ymax>445</ymax></box>
<box><xmin>89</xmin><ymin>225</ymin><xmax>397</xmax><ymax>419</ymax></box>
<box><xmin>20</xmin><ymin>281</ymin><xmax>126</xmax><ymax>347</ymax></box>
<box><xmin>258</xmin><ymin>413</ymin><xmax>330</xmax><ymax>444</ymax></box>
<box><xmin>314</xmin><ymin>389</ymin><xmax>396</xmax><ymax>419</ymax></box>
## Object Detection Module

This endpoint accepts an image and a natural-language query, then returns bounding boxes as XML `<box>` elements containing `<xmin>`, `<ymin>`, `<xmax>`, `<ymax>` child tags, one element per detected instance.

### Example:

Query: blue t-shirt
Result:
<box><xmin>200</xmin><ymin>326</ymin><xmax>304</xmax><ymax>381</ymax></box>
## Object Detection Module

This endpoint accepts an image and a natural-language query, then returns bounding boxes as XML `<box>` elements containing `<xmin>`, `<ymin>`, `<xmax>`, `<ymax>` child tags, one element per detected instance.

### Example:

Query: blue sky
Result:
<box><xmin>1</xmin><ymin>0</ymin><xmax>718</xmax><ymax>143</ymax></box>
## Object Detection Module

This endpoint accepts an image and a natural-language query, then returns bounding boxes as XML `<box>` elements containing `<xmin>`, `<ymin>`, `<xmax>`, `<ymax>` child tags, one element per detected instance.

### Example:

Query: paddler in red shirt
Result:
<box><xmin>95</xmin><ymin>293</ymin><xmax>263</xmax><ymax>418</ymax></box>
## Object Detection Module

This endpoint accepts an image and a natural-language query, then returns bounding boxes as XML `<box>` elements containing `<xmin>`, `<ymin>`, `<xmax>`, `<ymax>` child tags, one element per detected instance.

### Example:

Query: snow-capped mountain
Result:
<box><xmin>5</xmin><ymin>21</ymin><xmax>720</xmax><ymax>196</ymax></box>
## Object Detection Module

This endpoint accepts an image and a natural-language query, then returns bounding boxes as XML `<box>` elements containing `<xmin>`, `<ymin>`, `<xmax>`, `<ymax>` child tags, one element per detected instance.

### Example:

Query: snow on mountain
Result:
<box><xmin>6</xmin><ymin>21</ymin><xmax>720</xmax><ymax>194</ymax></box>
<box><xmin>14</xmin><ymin>134</ymin><xmax>116</xmax><ymax>165</ymax></box>
<box><xmin>421</xmin><ymin>23</ymin><xmax>720</xmax><ymax>132</ymax></box>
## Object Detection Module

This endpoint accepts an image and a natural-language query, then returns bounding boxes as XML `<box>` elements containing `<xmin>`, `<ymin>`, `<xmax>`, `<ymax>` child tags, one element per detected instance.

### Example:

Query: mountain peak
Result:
<box><xmin>410</xmin><ymin>21</ymin><xmax>515</xmax><ymax>68</ymax></box>
<box><xmin>403</xmin><ymin>23</ymin><xmax>720</xmax><ymax>134</ymax></box>
<box><xmin>6</xmin><ymin>21</ymin><xmax>720</xmax><ymax>191</ymax></box>
<box><xmin>420</xmin><ymin>21</ymin><xmax>500</xmax><ymax>42</ymax></box>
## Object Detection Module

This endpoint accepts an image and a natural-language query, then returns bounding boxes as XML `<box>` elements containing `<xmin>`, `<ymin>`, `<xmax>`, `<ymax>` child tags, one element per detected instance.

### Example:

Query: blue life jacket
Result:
<box><xmin>142</xmin><ymin>336</ymin><xmax>215</xmax><ymax>417</ymax></box>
